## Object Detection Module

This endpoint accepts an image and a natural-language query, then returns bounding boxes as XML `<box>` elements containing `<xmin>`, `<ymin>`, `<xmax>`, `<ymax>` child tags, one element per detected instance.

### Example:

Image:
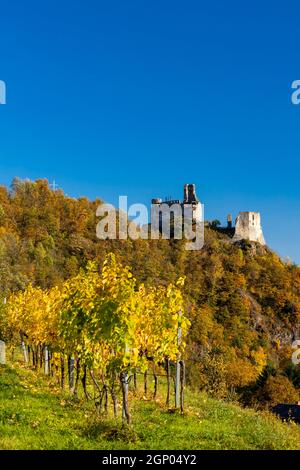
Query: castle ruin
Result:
<box><xmin>151</xmin><ymin>184</ymin><xmax>266</xmax><ymax>245</ymax></box>
<box><xmin>151</xmin><ymin>183</ymin><xmax>202</xmax><ymax>224</ymax></box>
<box><xmin>232</xmin><ymin>211</ymin><xmax>265</xmax><ymax>245</ymax></box>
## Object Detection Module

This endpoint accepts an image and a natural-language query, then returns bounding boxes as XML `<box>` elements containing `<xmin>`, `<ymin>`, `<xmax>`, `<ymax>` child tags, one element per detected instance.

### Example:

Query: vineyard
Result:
<box><xmin>0</xmin><ymin>253</ymin><xmax>190</xmax><ymax>424</ymax></box>
<box><xmin>1</xmin><ymin>180</ymin><xmax>300</xmax><ymax>449</ymax></box>
<box><xmin>2</xmin><ymin>361</ymin><xmax>300</xmax><ymax>449</ymax></box>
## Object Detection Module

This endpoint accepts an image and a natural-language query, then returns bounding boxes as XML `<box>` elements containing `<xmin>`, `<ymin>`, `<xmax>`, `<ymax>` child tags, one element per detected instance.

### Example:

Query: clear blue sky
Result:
<box><xmin>0</xmin><ymin>1</ymin><xmax>299</xmax><ymax>263</ymax></box>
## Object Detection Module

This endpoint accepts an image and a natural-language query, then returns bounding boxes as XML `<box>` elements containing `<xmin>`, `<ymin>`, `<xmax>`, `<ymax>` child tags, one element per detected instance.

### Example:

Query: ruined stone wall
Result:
<box><xmin>152</xmin><ymin>184</ymin><xmax>202</xmax><ymax>224</ymax></box>
<box><xmin>233</xmin><ymin>212</ymin><xmax>265</xmax><ymax>245</ymax></box>
<box><xmin>151</xmin><ymin>186</ymin><xmax>265</xmax><ymax>246</ymax></box>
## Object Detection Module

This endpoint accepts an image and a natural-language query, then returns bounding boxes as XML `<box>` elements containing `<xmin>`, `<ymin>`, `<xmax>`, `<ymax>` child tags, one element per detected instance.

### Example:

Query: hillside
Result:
<box><xmin>0</xmin><ymin>178</ymin><xmax>300</xmax><ymax>407</ymax></box>
<box><xmin>1</xmin><ymin>362</ymin><xmax>300</xmax><ymax>450</ymax></box>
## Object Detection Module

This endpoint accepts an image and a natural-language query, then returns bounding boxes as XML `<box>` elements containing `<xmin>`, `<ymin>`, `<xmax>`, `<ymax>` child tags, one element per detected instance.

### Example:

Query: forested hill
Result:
<box><xmin>0</xmin><ymin>178</ymin><xmax>300</xmax><ymax>406</ymax></box>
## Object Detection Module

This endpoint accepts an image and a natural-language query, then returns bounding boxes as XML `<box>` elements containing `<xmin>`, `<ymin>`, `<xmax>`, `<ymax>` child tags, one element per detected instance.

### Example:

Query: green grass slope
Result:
<box><xmin>1</xmin><ymin>363</ymin><xmax>300</xmax><ymax>450</ymax></box>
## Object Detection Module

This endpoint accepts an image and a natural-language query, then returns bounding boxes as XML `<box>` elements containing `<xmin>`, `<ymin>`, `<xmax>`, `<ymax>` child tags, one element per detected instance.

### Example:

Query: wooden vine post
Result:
<box><xmin>120</xmin><ymin>371</ymin><xmax>131</xmax><ymax>425</ymax></box>
<box><xmin>175</xmin><ymin>309</ymin><xmax>182</xmax><ymax>409</ymax></box>
<box><xmin>44</xmin><ymin>346</ymin><xmax>49</xmax><ymax>375</ymax></box>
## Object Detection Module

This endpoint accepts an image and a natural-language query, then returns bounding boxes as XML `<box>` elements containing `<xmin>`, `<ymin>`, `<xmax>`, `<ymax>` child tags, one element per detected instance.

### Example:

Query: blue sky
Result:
<box><xmin>0</xmin><ymin>1</ymin><xmax>299</xmax><ymax>263</ymax></box>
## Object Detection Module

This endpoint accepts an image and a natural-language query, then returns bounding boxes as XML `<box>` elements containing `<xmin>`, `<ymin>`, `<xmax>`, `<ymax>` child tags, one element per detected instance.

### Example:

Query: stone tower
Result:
<box><xmin>151</xmin><ymin>184</ymin><xmax>202</xmax><ymax>224</ymax></box>
<box><xmin>227</xmin><ymin>214</ymin><xmax>233</xmax><ymax>229</ymax></box>
<box><xmin>232</xmin><ymin>212</ymin><xmax>265</xmax><ymax>245</ymax></box>
<box><xmin>183</xmin><ymin>183</ymin><xmax>198</xmax><ymax>204</ymax></box>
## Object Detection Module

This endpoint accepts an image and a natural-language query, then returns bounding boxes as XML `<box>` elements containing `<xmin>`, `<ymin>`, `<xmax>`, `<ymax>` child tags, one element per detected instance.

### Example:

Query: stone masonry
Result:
<box><xmin>151</xmin><ymin>185</ymin><xmax>266</xmax><ymax>245</ymax></box>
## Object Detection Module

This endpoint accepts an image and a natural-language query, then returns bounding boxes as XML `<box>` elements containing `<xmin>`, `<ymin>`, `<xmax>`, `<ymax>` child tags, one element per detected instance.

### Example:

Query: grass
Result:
<box><xmin>1</xmin><ymin>362</ymin><xmax>300</xmax><ymax>450</ymax></box>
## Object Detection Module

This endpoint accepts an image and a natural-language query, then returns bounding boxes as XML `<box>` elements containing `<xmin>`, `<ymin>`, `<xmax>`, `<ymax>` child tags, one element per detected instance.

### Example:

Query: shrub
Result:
<box><xmin>261</xmin><ymin>375</ymin><xmax>299</xmax><ymax>407</ymax></box>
